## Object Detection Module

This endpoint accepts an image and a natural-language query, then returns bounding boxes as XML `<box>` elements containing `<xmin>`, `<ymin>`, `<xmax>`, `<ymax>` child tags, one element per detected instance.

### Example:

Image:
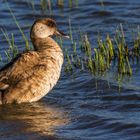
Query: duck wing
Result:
<box><xmin>0</xmin><ymin>53</ymin><xmax>22</xmax><ymax>90</ymax></box>
<box><xmin>0</xmin><ymin>53</ymin><xmax>21</xmax><ymax>79</ymax></box>
<box><xmin>0</xmin><ymin>51</ymin><xmax>39</xmax><ymax>85</ymax></box>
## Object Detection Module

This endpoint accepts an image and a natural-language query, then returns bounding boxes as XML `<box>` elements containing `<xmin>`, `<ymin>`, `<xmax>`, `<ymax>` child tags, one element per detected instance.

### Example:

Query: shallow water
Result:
<box><xmin>0</xmin><ymin>0</ymin><xmax>140</xmax><ymax>140</ymax></box>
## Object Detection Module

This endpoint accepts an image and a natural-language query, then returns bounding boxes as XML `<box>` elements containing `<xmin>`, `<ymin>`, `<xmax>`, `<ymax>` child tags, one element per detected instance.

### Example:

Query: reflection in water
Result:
<box><xmin>0</xmin><ymin>102</ymin><xmax>69</xmax><ymax>139</ymax></box>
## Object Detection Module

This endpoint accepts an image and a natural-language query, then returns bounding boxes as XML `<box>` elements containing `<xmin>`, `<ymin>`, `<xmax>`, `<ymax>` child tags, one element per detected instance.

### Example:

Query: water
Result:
<box><xmin>0</xmin><ymin>0</ymin><xmax>140</xmax><ymax>139</ymax></box>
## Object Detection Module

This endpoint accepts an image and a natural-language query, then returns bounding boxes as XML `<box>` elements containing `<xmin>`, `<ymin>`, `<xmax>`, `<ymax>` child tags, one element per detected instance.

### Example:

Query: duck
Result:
<box><xmin>0</xmin><ymin>18</ymin><xmax>69</xmax><ymax>104</ymax></box>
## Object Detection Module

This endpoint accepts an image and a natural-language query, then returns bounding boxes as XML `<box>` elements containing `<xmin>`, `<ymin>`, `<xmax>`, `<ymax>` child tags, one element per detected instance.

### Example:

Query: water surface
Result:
<box><xmin>0</xmin><ymin>0</ymin><xmax>140</xmax><ymax>140</ymax></box>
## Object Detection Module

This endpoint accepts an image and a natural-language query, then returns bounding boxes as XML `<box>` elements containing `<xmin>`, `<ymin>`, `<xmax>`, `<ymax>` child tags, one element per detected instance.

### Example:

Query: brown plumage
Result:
<box><xmin>0</xmin><ymin>18</ymin><xmax>69</xmax><ymax>104</ymax></box>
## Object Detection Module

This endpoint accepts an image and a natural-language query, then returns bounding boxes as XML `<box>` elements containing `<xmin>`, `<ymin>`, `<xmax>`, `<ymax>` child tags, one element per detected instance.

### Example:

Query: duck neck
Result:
<box><xmin>31</xmin><ymin>37</ymin><xmax>58</xmax><ymax>51</ymax></box>
<box><xmin>31</xmin><ymin>37</ymin><xmax>63</xmax><ymax>61</ymax></box>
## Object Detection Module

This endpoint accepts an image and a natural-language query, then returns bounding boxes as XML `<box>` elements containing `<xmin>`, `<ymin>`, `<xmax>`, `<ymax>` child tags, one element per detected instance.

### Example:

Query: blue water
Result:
<box><xmin>0</xmin><ymin>0</ymin><xmax>140</xmax><ymax>140</ymax></box>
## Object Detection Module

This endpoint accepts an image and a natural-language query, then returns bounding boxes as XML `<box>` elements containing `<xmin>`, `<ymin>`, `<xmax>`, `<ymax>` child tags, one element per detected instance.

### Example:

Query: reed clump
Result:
<box><xmin>57</xmin><ymin>0</ymin><xmax>78</xmax><ymax>8</ymax></box>
<box><xmin>0</xmin><ymin>4</ymin><xmax>30</xmax><ymax>63</ymax></box>
<box><xmin>25</xmin><ymin>0</ymin><xmax>78</xmax><ymax>15</ymax></box>
<box><xmin>64</xmin><ymin>24</ymin><xmax>140</xmax><ymax>78</ymax></box>
<box><xmin>1</xmin><ymin>29</ymin><xmax>18</xmax><ymax>61</ymax></box>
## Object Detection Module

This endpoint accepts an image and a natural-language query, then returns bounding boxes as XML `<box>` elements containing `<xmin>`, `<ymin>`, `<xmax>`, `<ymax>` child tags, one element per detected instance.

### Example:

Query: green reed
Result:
<box><xmin>69</xmin><ymin>18</ymin><xmax>74</xmax><ymax>43</ymax></box>
<box><xmin>8</xmin><ymin>7</ymin><xmax>30</xmax><ymax>51</ymax></box>
<box><xmin>57</xmin><ymin>0</ymin><xmax>64</xmax><ymax>7</ymax></box>
<box><xmin>83</xmin><ymin>35</ymin><xmax>92</xmax><ymax>57</ymax></box>
<box><xmin>0</xmin><ymin>2</ymin><xmax>31</xmax><ymax>63</ymax></box>
<box><xmin>100</xmin><ymin>0</ymin><xmax>105</xmax><ymax>11</ymax></box>
<box><xmin>41</xmin><ymin>0</ymin><xmax>52</xmax><ymax>15</ymax></box>
<box><xmin>1</xmin><ymin>29</ymin><xmax>18</xmax><ymax>61</ymax></box>
<box><xmin>41</xmin><ymin>0</ymin><xmax>47</xmax><ymax>11</ymax></box>
<box><xmin>57</xmin><ymin>0</ymin><xmax>78</xmax><ymax>8</ymax></box>
<box><xmin>64</xmin><ymin>49</ymin><xmax>73</xmax><ymax>72</ymax></box>
<box><xmin>72</xmin><ymin>42</ymin><xmax>77</xmax><ymax>55</ymax></box>
<box><xmin>64</xmin><ymin>22</ymin><xmax>140</xmax><ymax>80</ymax></box>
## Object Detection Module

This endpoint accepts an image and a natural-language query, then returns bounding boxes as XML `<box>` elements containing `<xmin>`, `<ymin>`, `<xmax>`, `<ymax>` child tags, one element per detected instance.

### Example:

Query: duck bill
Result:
<box><xmin>55</xmin><ymin>29</ymin><xmax>69</xmax><ymax>39</ymax></box>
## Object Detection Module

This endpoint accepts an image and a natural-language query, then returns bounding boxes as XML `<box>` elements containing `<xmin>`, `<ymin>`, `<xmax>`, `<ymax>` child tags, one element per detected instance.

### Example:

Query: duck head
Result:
<box><xmin>30</xmin><ymin>18</ymin><xmax>69</xmax><ymax>39</ymax></box>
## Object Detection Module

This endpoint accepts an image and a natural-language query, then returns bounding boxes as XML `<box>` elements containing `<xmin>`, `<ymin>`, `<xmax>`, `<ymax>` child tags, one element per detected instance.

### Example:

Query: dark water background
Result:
<box><xmin>0</xmin><ymin>0</ymin><xmax>140</xmax><ymax>140</ymax></box>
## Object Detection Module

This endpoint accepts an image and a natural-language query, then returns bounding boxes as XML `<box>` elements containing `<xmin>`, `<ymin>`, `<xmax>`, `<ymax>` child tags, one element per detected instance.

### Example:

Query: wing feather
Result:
<box><xmin>0</xmin><ymin>51</ymin><xmax>39</xmax><ymax>85</ymax></box>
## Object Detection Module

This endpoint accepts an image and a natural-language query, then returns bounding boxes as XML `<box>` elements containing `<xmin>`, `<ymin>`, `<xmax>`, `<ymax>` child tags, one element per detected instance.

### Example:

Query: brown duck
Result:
<box><xmin>0</xmin><ymin>18</ymin><xmax>69</xmax><ymax>104</ymax></box>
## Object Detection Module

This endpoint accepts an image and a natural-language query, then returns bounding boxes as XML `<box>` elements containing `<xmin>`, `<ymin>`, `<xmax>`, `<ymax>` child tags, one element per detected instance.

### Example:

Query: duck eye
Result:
<box><xmin>47</xmin><ymin>21</ymin><xmax>56</xmax><ymax>27</ymax></box>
